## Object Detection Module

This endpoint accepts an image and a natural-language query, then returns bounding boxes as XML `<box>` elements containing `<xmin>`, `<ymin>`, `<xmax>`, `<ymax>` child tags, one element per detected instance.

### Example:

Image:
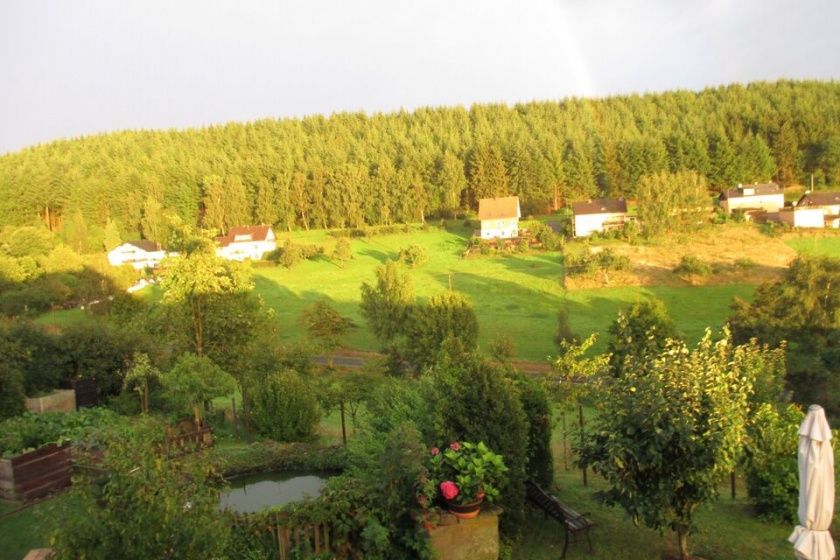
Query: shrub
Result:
<box><xmin>432</xmin><ymin>357</ymin><xmax>529</xmax><ymax>533</ymax></box>
<box><xmin>565</xmin><ymin>248</ymin><xmax>629</xmax><ymax>277</ymax></box>
<box><xmin>744</xmin><ymin>403</ymin><xmax>804</xmax><ymax>523</ymax></box>
<box><xmin>0</xmin><ymin>362</ymin><xmax>25</xmax><ymax>420</ymax></box>
<box><xmin>397</xmin><ymin>244</ymin><xmax>428</xmax><ymax>268</ymax></box>
<box><xmin>514</xmin><ymin>375</ymin><xmax>554</xmax><ymax>487</ymax></box>
<box><xmin>529</xmin><ymin>222</ymin><xmax>563</xmax><ymax>251</ymax></box>
<box><xmin>51</xmin><ymin>436</ymin><xmax>229</xmax><ymax>560</ymax></box>
<box><xmin>734</xmin><ymin>257</ymin><xmax>756</xmax><ymax>269</ymax></box>
<box><xmin>249</xmin><ymin>370</ymin><xmax>320</xmax><ymax>442</ymax></box>
<box><xmin>673</xmin><ymin>255</ymin><xmax>712</xmax><ymax>278</ymax></box>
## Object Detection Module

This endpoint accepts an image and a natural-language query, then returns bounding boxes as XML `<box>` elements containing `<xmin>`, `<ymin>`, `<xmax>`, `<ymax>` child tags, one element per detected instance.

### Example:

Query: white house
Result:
<box><xmin>796</xmin><ymin>191</ymin><xmax>840</xmax><ymax>228</ymax></box>
<box><xmin>215</xmin><ymin>225</ymin><xmax>277</xmax><ymax>261</ymax></box>
<box><xmin>107</xmin><ymin>240</ymin><xmax>167</xmax><ymax>269</ymax></box>
<box><xmin>719</xmin><ymin>183</ymin><xmax>784</xmax><ymax>214</ymax></box>
<box><xmin>572</xmin><ymin>198</ymin><xmax>628</xmax><ymax>238</ymax></box>
<box><xmin>478</xmin><ymin>196</ymin><xmax>521</xmax><ymax>239</ymax></box>
<box><xmin>777</xmin><ymin>207</ymin><xmax>826</xmax><ymax>229</ymax></box>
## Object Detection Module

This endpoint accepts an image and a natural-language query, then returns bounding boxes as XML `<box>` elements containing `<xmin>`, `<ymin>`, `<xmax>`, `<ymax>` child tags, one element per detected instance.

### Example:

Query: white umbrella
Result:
<box><xmin>789</xmin><ymin>404</ymin><xmax>835</xmax><ymax>560</ymax></box>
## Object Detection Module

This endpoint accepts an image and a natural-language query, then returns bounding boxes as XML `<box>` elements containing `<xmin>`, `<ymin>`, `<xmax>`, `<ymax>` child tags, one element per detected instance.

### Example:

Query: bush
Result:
<box><xmin>565</xmin><ymin>248</ymin><xmax>630</xmax><ymax>277</ymax></box>
<box><xmin>514</xmin><ymin>375</ymin><xmax>554</xmax><ymax>487</ymax></box>
<box><xmin>673</xmin><ymin>255</ymin><xmax>712</xmax><ymax>278</ymax></box>
<box><xmin>529</xmin><ymin>222</ymin><xmax>563</xmax><ymax>251</ymax></box>
<box><xmin>0</xmin><ymin>362</ymin><xmax>25</xmax><ymax>420</ymax></box>
<box><xmin>249</xmin><ymin>370</ymin><xmax>321</xmax><ymax>442</ymax></box>
<box><xmin>744</xmin><ymin>403</ymin><xmax>804</xmax><ymax>523</ymax></box>
<box><xmin>432</xmin><ymin>357</ymin><xmax>529</xmax><ymax>533</ymax></box>
<box><xmin>51</xmin><ymin>436</ymin><xmax>229</xmax><ymax>560</ymax></box>
<box><xmin>397</xmin><ymin>244</ymin><xmax>428</xmax><ymax>268</ymax></box>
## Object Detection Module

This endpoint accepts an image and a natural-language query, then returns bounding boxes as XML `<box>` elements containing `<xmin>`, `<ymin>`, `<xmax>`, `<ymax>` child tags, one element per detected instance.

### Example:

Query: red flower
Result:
<box><xmin>439</xmin><ymin>480</ymin><xmax>459</xmax><ymax>501</ymax></box>
<box><xmin>430</xmin><ymin>447</ymin><xmax>440</xmax><ymax>456</ymax></box>
<box><xmin>449</xmin><ymin>441</ymin><xmax>461</xmax><ymax>452</ymax></box>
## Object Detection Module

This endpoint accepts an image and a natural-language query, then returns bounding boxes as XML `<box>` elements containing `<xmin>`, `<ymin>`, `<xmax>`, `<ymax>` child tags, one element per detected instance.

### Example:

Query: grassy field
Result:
<box><xmin>784</xmin><ymin>234</ymin><xmax>840</xmax><ymax>258</ymax></box>
<box><xmin>36</xmin><ymin>222</ymin><xmax>840</xmax><ymax>360</ymax></box>
<box><xmin>253</xmin><ymin>223</ymin><xmax>755</xmax><ymax>359</ymax></box>
<box><xmin>0</xmin><ymin>495</ymin><xmax>78</xmax><ymax>560</ymax></box>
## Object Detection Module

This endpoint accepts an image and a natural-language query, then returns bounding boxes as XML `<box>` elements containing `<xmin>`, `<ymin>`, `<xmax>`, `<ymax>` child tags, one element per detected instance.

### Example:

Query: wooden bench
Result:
<box><xmin>526</xmin><ymin>480</ymin><xmax>595</xmax><ymax>558</ymax></box>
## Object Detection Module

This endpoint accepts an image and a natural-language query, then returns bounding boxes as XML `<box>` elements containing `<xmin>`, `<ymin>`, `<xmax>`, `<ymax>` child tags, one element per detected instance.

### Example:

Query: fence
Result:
<box><xmin>231</xmin><ymin>511</ymin><xmax>339</xmax><ymax>559</ymax></box>
<box><xmin>164</xmin><ymin>426</ymin><xmax>214</xmax><ymax>456</ymax></box>
<box><xmin>0</xmin><ymin>443</ymin><xmax>72</xmax><ymax>501</ymax></box>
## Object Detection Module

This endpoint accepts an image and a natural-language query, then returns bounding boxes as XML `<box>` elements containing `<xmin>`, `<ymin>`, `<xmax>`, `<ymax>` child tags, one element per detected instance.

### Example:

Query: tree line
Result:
<box><xmin>1</xmin><ymin>80</ymin><xmax>839</xmax><ymax>251</ymax></box>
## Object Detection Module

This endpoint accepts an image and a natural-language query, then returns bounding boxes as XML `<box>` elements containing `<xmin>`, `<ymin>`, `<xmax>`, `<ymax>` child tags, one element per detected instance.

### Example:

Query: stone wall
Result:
<box><xmin>428</xmin><ymin>509</ymin><xmax>500</xmax><ymax>560</ymax></box>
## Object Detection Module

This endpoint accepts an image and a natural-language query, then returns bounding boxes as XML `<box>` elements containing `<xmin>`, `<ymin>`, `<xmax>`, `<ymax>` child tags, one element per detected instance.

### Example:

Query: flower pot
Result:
<box><xmin>446</xmin><ymin>498</ymin><xmax>483</xmax><ymax>519</ymax></box>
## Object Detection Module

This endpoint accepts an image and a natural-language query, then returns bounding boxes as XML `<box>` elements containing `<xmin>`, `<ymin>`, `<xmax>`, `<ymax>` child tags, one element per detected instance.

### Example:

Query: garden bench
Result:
<box><xmin>525</xmin><ymin>480</ymin><xmax>595</xmax><ymax>559</ymax></box>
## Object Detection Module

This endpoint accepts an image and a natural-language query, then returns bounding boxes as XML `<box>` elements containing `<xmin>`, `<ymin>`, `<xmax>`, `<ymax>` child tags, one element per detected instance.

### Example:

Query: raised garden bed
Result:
<box><xmin>0</xmin><ymin>443</ymin><xmax>72</xmax><ymax>502</ymax></box>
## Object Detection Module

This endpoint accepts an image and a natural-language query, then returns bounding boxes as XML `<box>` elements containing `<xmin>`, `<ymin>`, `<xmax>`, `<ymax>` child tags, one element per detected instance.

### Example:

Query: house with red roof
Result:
<box><xmin>215</xmin><ymin>226</ymin><xmax>277</xmax><ymax>261</ymax></box>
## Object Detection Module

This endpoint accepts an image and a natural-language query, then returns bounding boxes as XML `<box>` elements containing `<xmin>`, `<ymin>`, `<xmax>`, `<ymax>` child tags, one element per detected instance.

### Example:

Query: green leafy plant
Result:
<box><xmin>423</xmin><ymin>441</ymin><xmax>508</xmax><ymax>506</ymax></box>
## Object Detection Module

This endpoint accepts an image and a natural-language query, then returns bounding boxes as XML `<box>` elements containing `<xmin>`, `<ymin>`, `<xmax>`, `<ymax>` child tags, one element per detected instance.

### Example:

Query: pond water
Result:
<box><xmin>219</xmin><ymin>471</ymin><xmax>328</xmax><ymax>514</ymax></box>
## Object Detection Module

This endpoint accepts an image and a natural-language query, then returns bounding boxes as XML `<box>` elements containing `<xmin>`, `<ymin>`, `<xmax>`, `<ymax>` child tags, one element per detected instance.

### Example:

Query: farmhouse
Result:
<box><xmin>215</xmin><ymin>225</ymin><xmax>277</xmax><ymax>261</ymax></box>
<box><xmin>572</xmin><ymin>198</ymin><xmax>628</xmax><ymax>238</ymax></box>
<box><xmin>719</xmin><ymin>182</ymin><xmax>783</xmax><ymax>214</ymax></box>
<box><xmin>795</xmin><ymin>191</ymin><xmax>840</xmax><ymax>228</ymax></box>
<box><xmin>478</xmin><ymin>196</ymin><xmax>521</xmax><ymax>239</ymax></box>
<box><xmin>107</xmin><ymin>240</ymin><xmax>167</xmax><ymax>269</ymax></box>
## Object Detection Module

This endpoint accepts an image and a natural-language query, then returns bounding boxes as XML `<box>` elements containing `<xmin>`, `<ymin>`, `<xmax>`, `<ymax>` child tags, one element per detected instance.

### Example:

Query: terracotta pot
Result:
<box><xmin>446</xmin><ymin>498</ymin><xmax>483</xmax><ymax>519</ymax></box>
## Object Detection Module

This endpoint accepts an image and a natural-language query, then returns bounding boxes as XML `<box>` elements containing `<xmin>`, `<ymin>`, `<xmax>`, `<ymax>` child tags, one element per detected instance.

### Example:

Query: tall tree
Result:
<box><xmin>360</xmin><ymin>261</ymin><xmax>415</xmax><ymax>345</ymax></box>
<box><xmin>579</xmin><ymin>332</ymin><xmax>759</xmax><ymax>560</ymax></box>
<box><xmin>773</xmin><ymin>121</ymin><xmax>802</xmax><ymax>186</ymax></box>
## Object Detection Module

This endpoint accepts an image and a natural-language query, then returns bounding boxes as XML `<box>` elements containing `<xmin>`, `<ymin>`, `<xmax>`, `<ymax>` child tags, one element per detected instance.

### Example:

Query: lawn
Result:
<box><xmin>784</xmin><ymin>234</ymin><xmax>840</xmax><ymax>258</ymax></box>
<box><xmin>510</xmin><ymin>406</ymin><xmax>801</xmax><ymax>560</ymax></box>
<box><xmin>254</xmin><ymin>223</ymin><xmax>754</xmax><ymax>360</ymax></box>
<box><xmin>0</xmin><ymin>494</ymin><xmax>79</xmax><ymax>560</ymax></box>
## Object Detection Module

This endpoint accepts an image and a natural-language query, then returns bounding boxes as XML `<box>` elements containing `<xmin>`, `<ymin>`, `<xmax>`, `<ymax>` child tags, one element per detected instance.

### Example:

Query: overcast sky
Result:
<box><xmin>1</xmin><ymin>0</ymin><xmax>839</xmax><ymax>154</ymax></box>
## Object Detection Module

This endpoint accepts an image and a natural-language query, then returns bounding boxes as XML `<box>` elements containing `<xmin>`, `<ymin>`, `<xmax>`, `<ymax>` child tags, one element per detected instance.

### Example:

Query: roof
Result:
<box><xmin>572</xmin><ymin>198</ymin><xmax>627</xmax><ymax>216</ymax></box>
<box><xmin>478</xmin><ymin>196</ymin><xmax>521</xmax><ymax>220</ymax></box>
<box><xmin>797</xmin><ymin>192</ymin><xmax>840</xmax><ymax>207</ymax></box>
<box><xmin>126</xmin><ymin>240</ymin><xmax>162</xmax><ymax>252</ymax></box>
<box><xmin>216</xmin><ymin>226</ymin><xmax>274</xmax><ymax>247</ymax></box>
<box><xmin>719</xmin><ymin>182</ymin><xmax>781</xmax><ymax>200</ymax></box>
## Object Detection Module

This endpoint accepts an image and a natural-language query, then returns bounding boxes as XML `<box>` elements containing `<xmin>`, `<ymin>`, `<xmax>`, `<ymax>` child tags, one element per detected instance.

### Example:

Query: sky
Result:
<box><xmin>1</xmin><ymin>0</ymin><xmax>839</xmax><ymax>155</ymax></box>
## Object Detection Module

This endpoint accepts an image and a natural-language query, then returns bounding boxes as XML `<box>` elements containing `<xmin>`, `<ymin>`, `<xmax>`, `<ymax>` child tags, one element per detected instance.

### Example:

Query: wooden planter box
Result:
<box><xmin>25</xmin><ymin>389</ymin><xmax>76</xmax><ymax>413</ymax></box>
<box><xmin>0</xmin><ymin>443</ymin><xmax>73</xmax><ymax>502</ymax></box>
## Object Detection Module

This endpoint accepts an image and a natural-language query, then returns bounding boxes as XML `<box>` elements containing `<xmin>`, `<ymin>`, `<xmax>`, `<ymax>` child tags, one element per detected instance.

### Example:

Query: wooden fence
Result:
<box><xmin>0</xmin><ymin>443</ymin><xmax>72</xmax><ymax>501</ymax></box>
<box><xmin>231</xmin><ymin>511</ymin><xmax>339</xmax><ymax>559</ymax></box>
<box><xmin>164</xmin><ymin>426</ymin><xmax>214</xmax><ymax>456</ymax></box>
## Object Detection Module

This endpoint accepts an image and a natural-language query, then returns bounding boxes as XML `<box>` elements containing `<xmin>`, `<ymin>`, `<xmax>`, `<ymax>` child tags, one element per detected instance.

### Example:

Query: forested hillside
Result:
<box><xmin>2</xmin><ymin>80</ymin><xmax>839</xmax><ymax>250</ymax></box>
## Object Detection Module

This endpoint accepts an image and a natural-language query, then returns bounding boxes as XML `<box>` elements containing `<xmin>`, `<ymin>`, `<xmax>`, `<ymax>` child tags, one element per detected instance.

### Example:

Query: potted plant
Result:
<box><xmin>422</xmin><ymin>441</ymin><xmax>507</xmax><ymax>519</ymax></box>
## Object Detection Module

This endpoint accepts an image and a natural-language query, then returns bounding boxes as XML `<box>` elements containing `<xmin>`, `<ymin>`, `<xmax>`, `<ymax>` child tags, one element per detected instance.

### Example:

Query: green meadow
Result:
<box><xmin>784</xmin><ymin>234</ymin><xmax>840</xmax><ymax>258</ymax></box>
<box><xmin>255</xmin><ymin>223</ymin><xmax>754</xmax><ymax>360</ymax></box>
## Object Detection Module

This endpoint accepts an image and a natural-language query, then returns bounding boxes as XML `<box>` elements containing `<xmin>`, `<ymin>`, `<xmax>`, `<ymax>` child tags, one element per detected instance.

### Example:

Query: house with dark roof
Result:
<box><xmin>794</xmin><ymin>191</ymin><xmax>840</xmax><ymax>228</ymax></box>
<box><xmin>478</xmin><ymin>196</ymin><xmax>521</xmax><ymax>239</ymax></box>
<box><xmin>107</xmin><ymin>240</ymin><xmax>168</xmax><ymax>269</ymax></box>
<box><xmin>572</xmin><ymin>198</ymin><xmax>628</xmax><ymax>237</ymax></box>
<box><xmin>719</xmin><ymin>182</ymin><xmax>783</xmax><ymax>214</ymax></box>
<box><xmin>215</xmin><ymin>225</ymin><xmax>277</xmax><ymax>261</ymax></box>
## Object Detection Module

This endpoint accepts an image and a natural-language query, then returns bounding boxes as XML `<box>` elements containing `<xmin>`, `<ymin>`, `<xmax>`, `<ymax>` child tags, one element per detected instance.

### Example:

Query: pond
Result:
<box><xmin>219</xmin><ymin>471</ymin><xmax>328</xmax><ymax>514</ymax></box>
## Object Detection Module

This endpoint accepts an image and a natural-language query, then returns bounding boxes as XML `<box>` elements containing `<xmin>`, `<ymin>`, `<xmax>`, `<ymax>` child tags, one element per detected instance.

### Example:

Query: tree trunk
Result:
<box><xmin>676</xmin><ymin>526</ymin><xmax>690</xmax><ymax>560</ymax></box>
<box><xmin>339</xmin><ymin>401</ymin><xmax>347</xmax><ymax>446</ymax></box>
<box><xmin>193</xmin><ymin>404</ymin><xmax>202</xmax><ymax>432</ymax></box>
<box><xmin>579</xmin><ymin>405</ymin><xmax>587</xmax><ymax>485</ymax></box>
<box><xmin>193</xmin><ymin>300</ymin><xmax>204</xmax><ymax>357</ymax></box>
<box><xmin>142</xmin><ymin>379</ymin><xmax>149</xmax><ymax>414</ymax></box>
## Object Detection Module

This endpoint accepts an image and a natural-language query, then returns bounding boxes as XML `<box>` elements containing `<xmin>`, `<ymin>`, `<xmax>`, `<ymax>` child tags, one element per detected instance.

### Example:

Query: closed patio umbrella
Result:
<box><xmin>789</xmin><ymin>405</ymin><xmax>835</xmax><ymax>560</ymax></box>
